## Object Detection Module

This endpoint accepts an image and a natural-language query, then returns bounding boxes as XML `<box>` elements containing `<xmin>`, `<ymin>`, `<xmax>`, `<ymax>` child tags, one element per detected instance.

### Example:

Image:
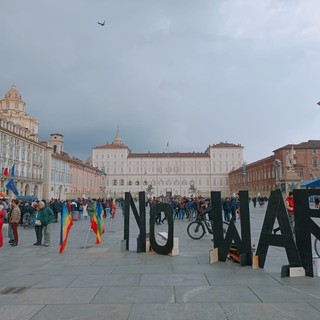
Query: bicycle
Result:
<box><xmin>314</xmin><ymin>238</ymin><xmax>320</xmax><ymax>258</ymax></box>
<box><xmin>23</xmin><ymin>213</ymin><xmax>35</xmax><ymax>229</ymax></box>
<box><xmin>187</xmin><ymin>212</ymin><xmax>229</xmax><ymax>240</ymax></box>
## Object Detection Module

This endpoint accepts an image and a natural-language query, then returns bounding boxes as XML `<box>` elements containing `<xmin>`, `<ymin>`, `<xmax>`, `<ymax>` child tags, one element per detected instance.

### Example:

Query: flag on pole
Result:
<box><xmin>5</xmin><ymin>179</ymin><xmax>19</xmax><ymax>196</ymax></box>
<box><xmin>165</xmin><ymin>140</ymin><xmax>169</xmax><ymax>153</ymax></box>
<box><xmin>91</xmin><ymin>203</ymin><xmax>102</xmax><ymax>244</ymax></box>
<box><xmin>3</xmin><ymin>162</ymin><xmax>9</xmax><ymax>177</ymax></box>
<box><xmin>99</xmin><ymin>204</ymin><xmax>105</xmax><ymax>234</ymax></box>
<box><xmin>96</xmin><ymin>202</ymin><xmax>105</xmax><ymax>234</ymax></box>
<box><xmin>59</xmin><ymin>204</ymin><xmax>73</xmax><ymax>254</ymax></box>
<box><xmin>11</xmin><ymin>163</ymin><xmax>15</xmax><ymax>178</ymax></box>
<box><xmin>112</xmin><ymin>198</ymin><xmax>116</xmax><ymax>219</ymax></box>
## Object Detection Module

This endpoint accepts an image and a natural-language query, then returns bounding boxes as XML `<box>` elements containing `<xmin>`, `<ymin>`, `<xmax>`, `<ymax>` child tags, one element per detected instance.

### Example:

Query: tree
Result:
<box><xmin>146</xmin><ymin>184</ymin><xmax>154</xmax><ymax>195</ymax></box>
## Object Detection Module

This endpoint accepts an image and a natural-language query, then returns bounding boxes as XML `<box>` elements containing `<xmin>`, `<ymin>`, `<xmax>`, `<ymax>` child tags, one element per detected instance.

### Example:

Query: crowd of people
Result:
<box><xmin>147</xmin><ymin>195</ymin><xmax>241</xmax><ymax>225</ymax></box>
<box><xmin>0</xmin><ymin>196</ymin><xmax>122</xmax><ymax>248</ymax></box>
<box><xmin>0</xmin><ymin>192</ymin><xmax>296</xmax><ymax>249</ymax></box>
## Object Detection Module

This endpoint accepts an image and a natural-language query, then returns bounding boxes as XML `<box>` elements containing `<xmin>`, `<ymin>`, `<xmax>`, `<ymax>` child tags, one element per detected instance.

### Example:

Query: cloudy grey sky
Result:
<box><xmin>1</xmin><ymin>0</ymin><xmax>320</xmax><ymax>164</ymax></box>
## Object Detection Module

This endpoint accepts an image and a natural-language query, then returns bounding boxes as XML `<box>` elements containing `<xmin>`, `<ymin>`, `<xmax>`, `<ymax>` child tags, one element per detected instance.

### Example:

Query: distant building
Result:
<box><xmin>42</xmin><ymin>133</ymin><xmax>104</xmax><ymax>200</ymax></box>
<box><xmin>92</xmin><ymin>128</ymin><xmax>244</xmax><ymax>197</ymax></box>
<box><xmin>229</xmin><ymin>140</ymin><xmax>320</xmax><ymax>196</ymax></box>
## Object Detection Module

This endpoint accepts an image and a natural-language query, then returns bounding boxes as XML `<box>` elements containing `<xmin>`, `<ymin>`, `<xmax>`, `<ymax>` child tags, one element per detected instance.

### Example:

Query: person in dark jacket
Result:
<box><xmin>50</xmin><ymin>198</ymin><xmax>61</xmax><ymax>223</ymax></box>
<box><xmin>38</xmin><ymin>201</ymin><xmax>54</xmax><ymax>247</ymax></box>
<box><xmin>33</xmin><ymin>203</ymin><xmax>43</xmax><ymax>246</ymax></box>
<box><xmin>223</xmin><ymin>197</ymin><xmax>232</xmax><ymax>222</ymax></box>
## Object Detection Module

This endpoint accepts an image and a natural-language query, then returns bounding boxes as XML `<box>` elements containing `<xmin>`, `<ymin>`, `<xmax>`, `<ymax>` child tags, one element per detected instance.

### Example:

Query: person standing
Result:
<box><xmin>87</xmin><ymin>198</ymin><xmax>97</xmax><ymax>222</ymax></box>
<box><xmin>223</xmin><ymin>197</ymin><xmax>232</xmax><ymax>222</ymax></box>
<box><xmin>273</xmin><ymin>191</ymin><xmax>295</xmax><ymax>234</ymax></box>
<box><xmin>0</xmin><ymin>201</ymin><xmax>6</xmax><ymax>248</ymax></box>
<box><xmin>178</xmin><ymin>199</ymin><xmax>186</xmax><ymax>221</ymax></box>
<box><xmin>285</xmin><ymin>191</ymin><xmax>295</xmax><ymax>231</ymax></box>
<box><xmin>38</xmin><ymin>201</ymin><xmax>54</xmax><ymax>247</ymax></box>
<box><xmin>252</xmin><ymin>197</ymin><xmax>257</xmax><ymax>208</ymax></box>
<box><xmin>77</xmin><ymin>198</ymin><xmax>83</xmax><ymax>220</ymax></box>
<box><xmin>33</xmin><ymin>203</ymin><xmax>43</xmax><ymax>246</ymax></box>
<box><xmin>230</xmin><ymin>197</ymin><xmax>237</xmax><ymax>223</ymax></box>
<box><xmin>82</xmin><ymin>198</ymin><xmax>88</xmax><ymax>219</ymax></box>
<box><xmin>70</xmin><ymin>200</ymin><xmax>78</xmax><ymax>221</ymax></box>
<box><xmin>105</xmin><ymin>199</ymin><xmax>111</xmax><ymax>218</ymax></box>
<box><xmin>51</xmin><ymin>198</ymin><xmax>61</xmax><ymax>223</ymax></box>
<box><xmin>5</xmin><ymin>200</ymin><xmax>14</xmax><ymax>244</ymax></box>
<box><xmin>9</xmin><ymin>199</ymin><xmax>21</xmax><ymax>247</ymax></box>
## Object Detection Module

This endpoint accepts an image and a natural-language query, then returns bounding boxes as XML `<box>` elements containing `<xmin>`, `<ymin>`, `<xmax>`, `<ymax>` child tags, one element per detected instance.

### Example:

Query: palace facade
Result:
<box><xmin>92</xmin><ymin>128</ymin><xmax>244</xmax><ymax>197</ymax></box>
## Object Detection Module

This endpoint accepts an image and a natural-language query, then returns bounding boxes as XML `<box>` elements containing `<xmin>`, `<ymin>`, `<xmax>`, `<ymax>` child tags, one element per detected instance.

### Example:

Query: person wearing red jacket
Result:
<box><xmin>273</xmin><ymin>191</ymin><xmax>294</xmax><ymax>234</ymax></box>
<box><xmin>285</xmin><ymin>191</ymin><xmax>294</xmax><ymax>232</ymax></box>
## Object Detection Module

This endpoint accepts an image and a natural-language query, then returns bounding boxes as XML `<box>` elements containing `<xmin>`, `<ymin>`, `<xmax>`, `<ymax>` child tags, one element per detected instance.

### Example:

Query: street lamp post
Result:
<box><xmin>242</xmin><ymin>162</ymin><xmax>247</xmax><ymax>190</ymax></box>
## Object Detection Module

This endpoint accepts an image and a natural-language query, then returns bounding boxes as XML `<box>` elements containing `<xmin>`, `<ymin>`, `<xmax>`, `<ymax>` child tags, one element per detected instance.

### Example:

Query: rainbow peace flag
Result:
<box><xmin>91</xmin><ymin>203</ymin><xmax>103</xmax><ymax>244</ymax></box>
<box><xmin>100</xmin><ymin>206</ymin><xmax>105</xmax><ymax>235</ymax></box>
<box><xmin>97</xmin><ymin>202</ymin><xmax>105</xmax><ymax>235</ymax></box>
<box><xmin>112</xmin><ymin>198</ymin><xmax>116</xmax><ymax>218</ymax></box>
<box><xmin>59</xmin><ymin>204</ymin><xmax>73</xmax><ymax>254</ymax></box>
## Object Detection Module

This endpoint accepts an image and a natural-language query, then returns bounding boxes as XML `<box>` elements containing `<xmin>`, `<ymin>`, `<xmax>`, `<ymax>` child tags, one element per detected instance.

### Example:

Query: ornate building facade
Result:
<box><xmin>0</xmin><ymin>85</ymin><xmax>44</xmax><ymax>198</ymax></box>
<box><xmin>1</xmin><ymin>85</ymin><xmax>103</xmax><ymax>200</ymax></box>
<box><xmin>0</xmin><ymin>85</ymin><xmax>39</xmax><ymax>141</ymax></box>
<box><xmin>93</xmin><ymin>129</ymin><xmax>244</xmax><ymax>197</ymax></box>
<box><xmin>0</xmin><ymin>121</ymin><xmax>45</xmax><ymax>198</ymax></box>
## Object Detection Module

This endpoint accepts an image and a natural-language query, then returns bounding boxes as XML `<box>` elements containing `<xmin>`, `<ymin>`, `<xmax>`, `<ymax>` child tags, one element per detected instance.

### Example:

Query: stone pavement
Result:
<box><xmin>0</xmin><ymin>204</ymin><xmax>320</xmax><ymax>320</ymax></box>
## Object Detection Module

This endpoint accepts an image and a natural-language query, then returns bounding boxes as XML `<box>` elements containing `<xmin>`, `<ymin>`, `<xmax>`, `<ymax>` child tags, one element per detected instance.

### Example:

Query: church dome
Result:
<box><xmin>5</xmin><ymin>85</ymin><xmax>23</xmax><ymax>101</ymax></box>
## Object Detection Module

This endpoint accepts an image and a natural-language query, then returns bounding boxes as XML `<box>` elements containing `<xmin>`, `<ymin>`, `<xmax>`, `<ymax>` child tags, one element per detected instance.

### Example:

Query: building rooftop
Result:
<box><xmin>128</xmin><ymin>152</ymin><xmax>209</xmax><ymax>158</ymax></box>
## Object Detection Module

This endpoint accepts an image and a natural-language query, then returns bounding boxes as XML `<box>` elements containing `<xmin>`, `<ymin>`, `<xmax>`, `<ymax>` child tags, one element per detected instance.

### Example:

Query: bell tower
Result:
<box><xmin>49</xmin><ymin>133</ymin><xmax>64</xmax><ymax>154</ymax></box>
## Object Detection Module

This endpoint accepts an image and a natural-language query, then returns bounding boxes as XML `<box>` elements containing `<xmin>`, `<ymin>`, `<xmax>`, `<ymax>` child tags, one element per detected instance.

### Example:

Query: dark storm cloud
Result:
<box><xmin>1</xmin><ymin>0</ymin><xmax>320</xmax><ymax>163</ymax></box>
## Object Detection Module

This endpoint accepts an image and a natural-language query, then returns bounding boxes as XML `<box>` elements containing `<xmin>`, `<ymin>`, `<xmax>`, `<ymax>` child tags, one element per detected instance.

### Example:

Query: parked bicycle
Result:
<box><xmin>314</xmin><ymin>237</ymin><xmax>320</xmax><ymax>258</ymax></box>
<box><xmin>23</xmin><ymin>212</ymin><xmax>35</xmax><ymax>229</ymax></box>
<box><xmin>187</xmin><ymin>210</ymin><xmax>229</xmax><ymax>240</ymax></box>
